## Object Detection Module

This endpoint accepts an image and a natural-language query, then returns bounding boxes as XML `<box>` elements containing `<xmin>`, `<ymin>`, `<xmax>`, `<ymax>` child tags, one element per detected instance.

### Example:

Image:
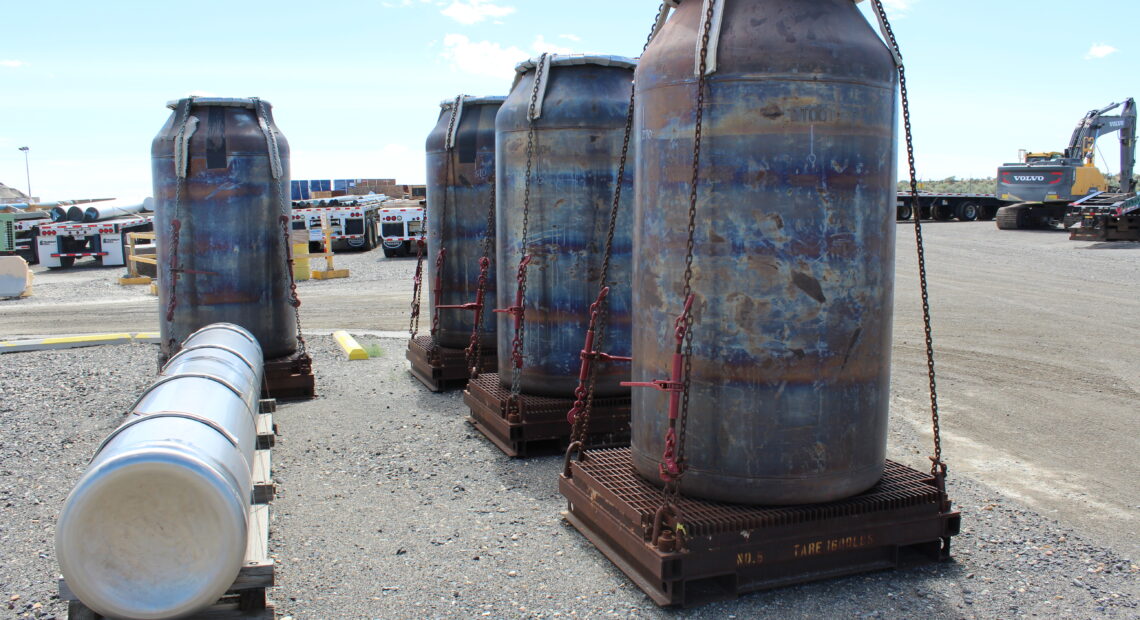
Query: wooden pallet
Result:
<box><xmin>61</xmin><ymin>406</ymin><xmax>279</xmax><ymax>619</ymax></box>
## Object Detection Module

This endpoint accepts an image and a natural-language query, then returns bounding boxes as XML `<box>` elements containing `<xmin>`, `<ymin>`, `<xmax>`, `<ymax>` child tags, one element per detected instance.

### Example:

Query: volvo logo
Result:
<box><xmin>1013</xmin><ymin>175</ymin><xmax>1046</xmax><ymax>182</ymax></box>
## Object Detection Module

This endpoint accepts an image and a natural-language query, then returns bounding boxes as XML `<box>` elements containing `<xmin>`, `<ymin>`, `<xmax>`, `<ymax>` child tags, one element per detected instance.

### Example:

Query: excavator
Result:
<box><xmin>995</xmin><ymin>98</ymin><xmax>1135</xmax><ymax>231</ymax></box>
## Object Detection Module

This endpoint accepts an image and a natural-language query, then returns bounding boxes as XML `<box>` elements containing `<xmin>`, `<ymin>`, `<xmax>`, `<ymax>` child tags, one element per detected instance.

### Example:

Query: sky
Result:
<box><xmin>0</xmin><ymin>0</ymin><xmax>1136</xmax><ymax>201</ymax></box>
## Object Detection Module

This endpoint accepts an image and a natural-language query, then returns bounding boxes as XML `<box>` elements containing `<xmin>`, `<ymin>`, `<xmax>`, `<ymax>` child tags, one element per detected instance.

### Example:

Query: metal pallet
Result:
<box><xmin>560</xmin><ymin>447</ymin><xmax>960</xmax><ymax>607</ymax></box>
<box><xmin>406</xmin><ymin>335</ymin><xmax>495</xmax><ymax>392</ymax></box>
<box><xmin>262</xmin><ymin>351</ymin><xmax>315</xmax><ymax>400</ymax></box>
<box><xmin>464</xmin><ymin>372</ymin><xmax>631</xmax><ymax>457</ymax></box>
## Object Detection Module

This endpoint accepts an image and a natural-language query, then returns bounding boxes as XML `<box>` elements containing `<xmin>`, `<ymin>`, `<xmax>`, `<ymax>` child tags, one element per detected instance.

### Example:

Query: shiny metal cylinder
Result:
<box><xmin>631</xmin><ymin>0</ymin><xmax>899</xmax><ymax>504</ymax></box>
<box><xmin>56</xmin><ymin>323</ymin><xmax>263</xmax><ymax>620</ymax></box>
<box><xmin>152</xmin><ymin>97</ymin><xmax>295</xmax><ymax>360</ymax></box>
<box><xmin>426</xmin><ymin>95</ymin><xmax>504</xmax><ymax>349</ymax></box>
<box><xmin>81</xmin><ymin>197</ymin><xmax>153</xmax><ymax>222</ymax></box>
<box><xmin>495</xmin><ymin>55</ymin><xmax>637</xmax><ymax>397</ymax></box>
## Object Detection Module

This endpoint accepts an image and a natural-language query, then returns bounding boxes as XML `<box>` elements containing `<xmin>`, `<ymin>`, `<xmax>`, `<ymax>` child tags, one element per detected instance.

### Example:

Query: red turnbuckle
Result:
<box><xmin>622</xmin><ymin>294</ymin><xmax>695</xmax><ymax>482</ymax></box>
<box><xmin>567</xmin><ymin>287</ymin><xmax>633</xmax><ymax>425</ymax></box>
<box><xmin>429</xmin><ymin>248</ymin><xmax>447</xmax><ymax>336</ymax></box>
<box><xmin>492</xmin><ymin>255</ymin><xmax>532</xmax><ymax>369</ymax></box>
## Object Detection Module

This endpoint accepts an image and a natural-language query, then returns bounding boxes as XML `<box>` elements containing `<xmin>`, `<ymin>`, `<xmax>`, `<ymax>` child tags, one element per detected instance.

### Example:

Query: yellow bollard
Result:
<box><xmin>292</xmin><ymin>243</ymin><xmax>311</xmax><ymax>281</ymax></box>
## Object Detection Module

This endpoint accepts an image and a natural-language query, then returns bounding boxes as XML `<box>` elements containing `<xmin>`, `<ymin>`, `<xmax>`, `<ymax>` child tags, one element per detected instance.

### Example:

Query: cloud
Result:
<box><xmin>880</xmin><ymin>0</ymin><xmax>913</xmax><ymax>11</ymax></box>
<box><xmin>558</xmin><ymin>34</ymin><xmax>581</xmax><ymax>42</ymax></box>
<box><xmin>440</xmin><ymin>34</ymin><xmax>528</xmax><ymax>79</ymax></box>
<box><xmin>0</xmin><ymin>60</ymin><xmax>26</xmax><ymax>68</ymax></box>
<box><xmin>1084</xmin><ymin>43</ymin><xmax>1118</xmax><ymax>60</ymax></box>
<box><xmin>440</xmin><ymin>0</ymin><xmax>515</xmax><ymax>25</ymax></box>
<box><xmin>531</xmin><ymin>35</ymin><xmax>573</xmax><ymax>56</ymax></box>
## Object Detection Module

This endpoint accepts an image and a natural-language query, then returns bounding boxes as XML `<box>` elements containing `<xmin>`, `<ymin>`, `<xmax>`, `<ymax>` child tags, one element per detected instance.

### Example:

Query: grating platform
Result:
<box><xmin>262</xmin><ymin>351</ymin><xmax>315</xmax><ymax>400</ymax></box>
<box><xmin>464</xmin><ymin>372</ymin><xmax>631</xmax><ymax>457</ymax></box>
<box><xmin>560</xmin><ymin>447</ymin><xmax>960</xmax><ymax>607</ymax></box>
<box><xmin>406</xmin><ymin>335</ymin><xmax>495</xmax><ymax>392</ymax></box>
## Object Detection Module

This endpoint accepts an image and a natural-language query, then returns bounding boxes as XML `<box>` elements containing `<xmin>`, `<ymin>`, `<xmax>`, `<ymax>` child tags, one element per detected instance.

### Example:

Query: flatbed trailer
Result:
<box><xmin>378</xmin><ymin>200</ymin><xmax>425</xmax><ymax>258</ymax></box>
<box><xmin>291</xmin><ymin>197</ymin><xmax>384</xmax><ymax>253</ymax></box>
<box><xmin>0</xmin><ymin>211</ymin><xmax>51</xmax><ymax>264</ymax></box>
<box><xmin>36</xmin><ymin>215</ymin><xmax>154</xmax><ymax>269</ymax></box>
<box><xmin>1065</xmin><ymin>192</ymin><xmax>1140</xmax><ymax>241</ymax></box>
<box><xmin>895</xmin><ymin>192</ymin><xmax>1008</xmax><ymax>222</ymax></box>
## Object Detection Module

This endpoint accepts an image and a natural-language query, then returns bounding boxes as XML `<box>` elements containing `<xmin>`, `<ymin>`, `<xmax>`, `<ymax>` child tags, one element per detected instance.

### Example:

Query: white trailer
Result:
<box><xmin>378</xmin><ymin>201</ymin><xmax>425</xmax><ymax>258</ymax></box>
<box><xmin>36</xmin><ymin>215</ymin><xmax>154</xmax><ymax>269</ymax></box>
<box><xmin>290</xmin><ymin>197</ymin><xmax>383</xmax><ymax>252</ymax></box>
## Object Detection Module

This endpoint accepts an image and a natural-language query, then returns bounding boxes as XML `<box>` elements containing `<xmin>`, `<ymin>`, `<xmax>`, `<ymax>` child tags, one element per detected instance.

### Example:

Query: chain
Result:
<box><xmin>164</xmin><ymin>97</ymin><xmax>192</xmax><ymax>359</ymax></box>
<box><xmin>430</xmin><ymin>96</ymin><xmax>464</xmax><ymax>347</ymax></box>
<box><xmin>870</xmin><ymin>0</ymin><xmax>944</xmax><ymax>477</ymax></box>
<box><xmin>256</xmin><ymin>99</ymin><xmax>308</xmax><ymax>358</ymax></box>
<box><xmin>509</xmin><ymin>52</ymin><xmax>548</xmax><ymax>399</ymax></box>
<box><xmin>655</xmin><ymin>0</ymin><xmax>716</xmax><ymax>546</ymax></box>
<box><xmin>411</xmin><ymin>99</ymin><xmax>465</xmax><ymax>340</ymax></box>
<box><xmin>466</xmin><ymin>176</ymin><xmax>496</xmax><ymax>376</ymax></box>
<box><xmin>279</xmin><ymin>214</ymin><xmax>308</xmax><ymax>356</ymax></box>
<box><xmin>569</xmin><ymin>7</ymin><xmax>663</xmax><ymax>450</ymax></box>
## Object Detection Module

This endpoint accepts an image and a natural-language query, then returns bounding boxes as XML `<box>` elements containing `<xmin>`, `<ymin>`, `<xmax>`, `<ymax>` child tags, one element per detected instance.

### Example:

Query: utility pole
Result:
<box><xmin>17</xmin><ymin>146</ymin><xmax>31</xmax><ymax>200</ymax></box>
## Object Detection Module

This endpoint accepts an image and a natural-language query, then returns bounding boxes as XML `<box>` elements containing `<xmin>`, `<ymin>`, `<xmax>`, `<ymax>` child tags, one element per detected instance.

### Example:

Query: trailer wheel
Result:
<box><xmin>896</xmin><ymin>204</ymin><xmax>913</xmax><ymax>221</ymax></box>
<box><xmin>980</xmin><ymin>206</ymin><xmax>997</xmax><ymax>221</ymax></box>
<box><xmin>932</xmin><ymin>204</ymin><xmax>955</xmax><ymax>221</ymax></box>
<box><xmin>956</xmin><ymin>202</ymin><xmax>980</xmax><ymax>221</ymax></box>
<box><xmin>383</xmin><ymin>246</ymin><xmax>397</xmax><ymax>258</ymax></box>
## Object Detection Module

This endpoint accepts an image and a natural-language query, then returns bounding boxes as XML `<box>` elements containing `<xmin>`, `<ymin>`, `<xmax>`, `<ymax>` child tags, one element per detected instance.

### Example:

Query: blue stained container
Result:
<box><xmin>426</xmin><ymin>95</ymin><xmax>505</xmax><ymax>350</ymax></box>
<box><xmin>495</xmin><ymin>54</ymin><xmax>637</xmax><ymax>397</ymax></box>
<box><xmin>151</xmin><ymin>97</ymin><xmax>295</xmax><ymax>360</ymax></box>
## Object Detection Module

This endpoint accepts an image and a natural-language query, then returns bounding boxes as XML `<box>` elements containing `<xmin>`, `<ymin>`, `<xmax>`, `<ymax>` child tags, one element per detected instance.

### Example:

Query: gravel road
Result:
<box><xmin>0</xmin><ymin>223</ymin><xmax>1137</xmax><ymax>619</ymax></box>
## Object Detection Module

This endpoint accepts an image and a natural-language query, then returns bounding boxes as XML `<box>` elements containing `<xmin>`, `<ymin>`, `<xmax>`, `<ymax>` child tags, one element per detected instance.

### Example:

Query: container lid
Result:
<box><xmin>439</xmin><ymin>95</ymin><xmax>508</xmax><ymax>109</ymax></box>
<box><xmin>514</xmin><ymin>54</ymin><xmax>637</xmax><ymax>75</ymax></box>
<box><xmin>165</xmin><ymin>97</ymin><xmax>269</xmax><ymax>110</ymax></box>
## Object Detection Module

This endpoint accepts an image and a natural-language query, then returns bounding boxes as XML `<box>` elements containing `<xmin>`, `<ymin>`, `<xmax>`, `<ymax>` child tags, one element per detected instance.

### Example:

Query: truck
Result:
<box><xmin>0</xmin><ymin>210</ymin><xmax>51</xmax><ymax>264</ymax></box>
<box><xmin>377</xmin><ymin>200</ymin><xmax>425</xmax><ymax>258</ymax></box>
<box><xmin>895</xmin><ymin>192</ymin><xmax>1007</xmax><ymax>222</ymax></box>
<box><xmin>995</xmin><ymin>98</ymin><xmax>1135</xmax><ymax>230</ymax></box>
<box><xmin>36</xmin><ymin>215</ymin><xmax>154</xmax><ymax>269</ymax></box>
<box><xmin>290</xmin><ymin>194</ymin><xmax>386</xmax><ymax>253</ymax></box>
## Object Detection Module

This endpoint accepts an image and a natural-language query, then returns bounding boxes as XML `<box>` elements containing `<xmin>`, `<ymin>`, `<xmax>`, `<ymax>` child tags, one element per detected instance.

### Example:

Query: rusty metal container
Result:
<box><xmin>426</xmin><ymin>95</ymin><xmax>504</xmax><ymax>349</ymax></box>
<box><xmin>152</xmin><ymin>97</ymin><xmax>295</xmax><ymax>360</ymax></box>
<box><xmin>495</xmin><ymin>54</ymin><xmax>636</xmax><ymax>397</ymax></box>
<box><xmin>631</xmin><ymin>0</ymin><xmax>899</xmax><ymax>504</ymax></box>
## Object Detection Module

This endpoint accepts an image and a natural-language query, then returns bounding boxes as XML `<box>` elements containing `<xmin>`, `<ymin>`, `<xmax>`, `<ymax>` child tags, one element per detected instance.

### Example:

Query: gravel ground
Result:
<box><xmin>1</xmin><ymin>335</ymin><xmax>1135</xmax><ymax>619</ymax></box>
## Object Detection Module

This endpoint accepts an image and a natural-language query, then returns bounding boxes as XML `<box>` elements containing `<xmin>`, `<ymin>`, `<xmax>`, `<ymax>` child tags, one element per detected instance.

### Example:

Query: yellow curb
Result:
<box><xmin>333</xmin><ymin>330</ymin><xmax>369</xmax><ymax>360</ymax></box>
<box><xmin>132</xmin><ymin>332</ymin><xmax>162</xmax><ymax>343</ymax></box>
<box><xmin>312</xmin><ymin>269</ymin><xmax>350</xmax><ymax>280</ymax></box>
<box><xmin>41</xmin><ymin>333</ymin><xmax>134</xmax><ymax>346</ymax></box>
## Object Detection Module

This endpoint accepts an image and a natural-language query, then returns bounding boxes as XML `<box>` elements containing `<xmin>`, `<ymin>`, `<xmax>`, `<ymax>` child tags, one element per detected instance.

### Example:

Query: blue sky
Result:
<box><xmin>0</xmin><ymin>0</ymin><xmax>1136</xmax><ymax>201</ymax></box>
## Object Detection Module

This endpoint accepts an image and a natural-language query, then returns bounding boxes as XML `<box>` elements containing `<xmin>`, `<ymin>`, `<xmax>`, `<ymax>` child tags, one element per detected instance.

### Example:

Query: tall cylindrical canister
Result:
<box><xmin>426</xmin><ymin>95</ymin><xmax>505</xmax><ymax>350</ymax></box>
<box><xmin>495</xmin><ymin>55</ymin><xmax>637</xmax><ymax>397</ymax></box>
<box><xmin>151</xmin><ymin>97</ymin><xmax>294</xmax><ymax>360</ymax></box>
<box><xmin>56</xmin><ymin>323</ymin><xmax>263</xmax><ymax>620</ymax></box>
<box><xmin>631</xmin><ymin>0</ymin><xmax>899</xmax><ymax>505</ymax></box>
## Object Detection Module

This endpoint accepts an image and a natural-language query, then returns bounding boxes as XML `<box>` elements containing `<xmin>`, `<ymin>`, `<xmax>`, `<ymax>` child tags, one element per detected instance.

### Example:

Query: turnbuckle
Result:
<box><xmin>567</xmin><ymin>287</ymin><xmax>632</xmax><ymax>425</ymax></box>
<box><xmin>492</xmin><ymin>255</ymin><xmax>532</xmax><ymax>369</ymax></box>
<box><xmin>621</xmin><ymin>294</ymin><xmax>694</xmax><ymax>483</ymax></box>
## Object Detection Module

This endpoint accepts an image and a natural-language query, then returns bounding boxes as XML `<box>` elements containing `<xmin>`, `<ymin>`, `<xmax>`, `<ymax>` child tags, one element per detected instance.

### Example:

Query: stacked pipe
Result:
<box><xmin>56</xmin><ymin>323</ymin><xmax>263</xmax><ymax>619</ymax></box>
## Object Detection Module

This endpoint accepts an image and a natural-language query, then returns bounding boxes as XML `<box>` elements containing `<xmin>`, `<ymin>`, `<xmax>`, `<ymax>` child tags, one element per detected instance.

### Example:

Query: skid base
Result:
<box><xmin>406</xmin><ymin>335</ymin><xmax>495</xmax><ymax>392</ymax></box>
<box><xmin>262</xmin><ymin>351</ymin><xmax>315</xmax><ymax>400</ymax></box>
<box><xmin>560</xmin><ymin>448</ymin><xmax>960</xmax><ymax>607</ymax></box>
<box><xmin>464</xmin><ymin>372</ymin><xmax>630</xmax><ymax>457</ymax></box>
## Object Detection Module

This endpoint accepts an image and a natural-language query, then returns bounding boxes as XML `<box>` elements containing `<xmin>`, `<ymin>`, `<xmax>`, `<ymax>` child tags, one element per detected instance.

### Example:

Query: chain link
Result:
<box><xmin>508</xmin><ymin>53</ymin><xmax>548</xmax><ymax>399</ymax></box>
<box><xmin>430</xmin><ymin>96</ymin><xmax>464</xmax><ymax>347</ymax></box>
<box><xmin>570</xmin><ymin>6</ymin><xmax>664</xmax><ymax>450</ymax></box>
<box><xmin>466</xmin><ymin>176</ymin><xmax>496</xmax><ymax>376</ymax></box>
<box><xmin>164</xmin><ymin>98</ymin><xmax>193</xmax><ymax>360</ymax></box>
<box><xmin>655</xmin><ymin>0</ymin><xmax>716</xmax><ymax>543</ymax></box>
<box><xmin>870</xmin><ymin>0</ymin><xmax>943</xmax><ymax>475</ymax></box>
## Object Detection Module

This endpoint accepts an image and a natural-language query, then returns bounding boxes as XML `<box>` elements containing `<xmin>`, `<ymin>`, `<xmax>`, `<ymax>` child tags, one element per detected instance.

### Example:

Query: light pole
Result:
<box><xmin>17</xmin><ymin>146</ymin><xmax>30</xmax><ymax>200</ymax></box>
